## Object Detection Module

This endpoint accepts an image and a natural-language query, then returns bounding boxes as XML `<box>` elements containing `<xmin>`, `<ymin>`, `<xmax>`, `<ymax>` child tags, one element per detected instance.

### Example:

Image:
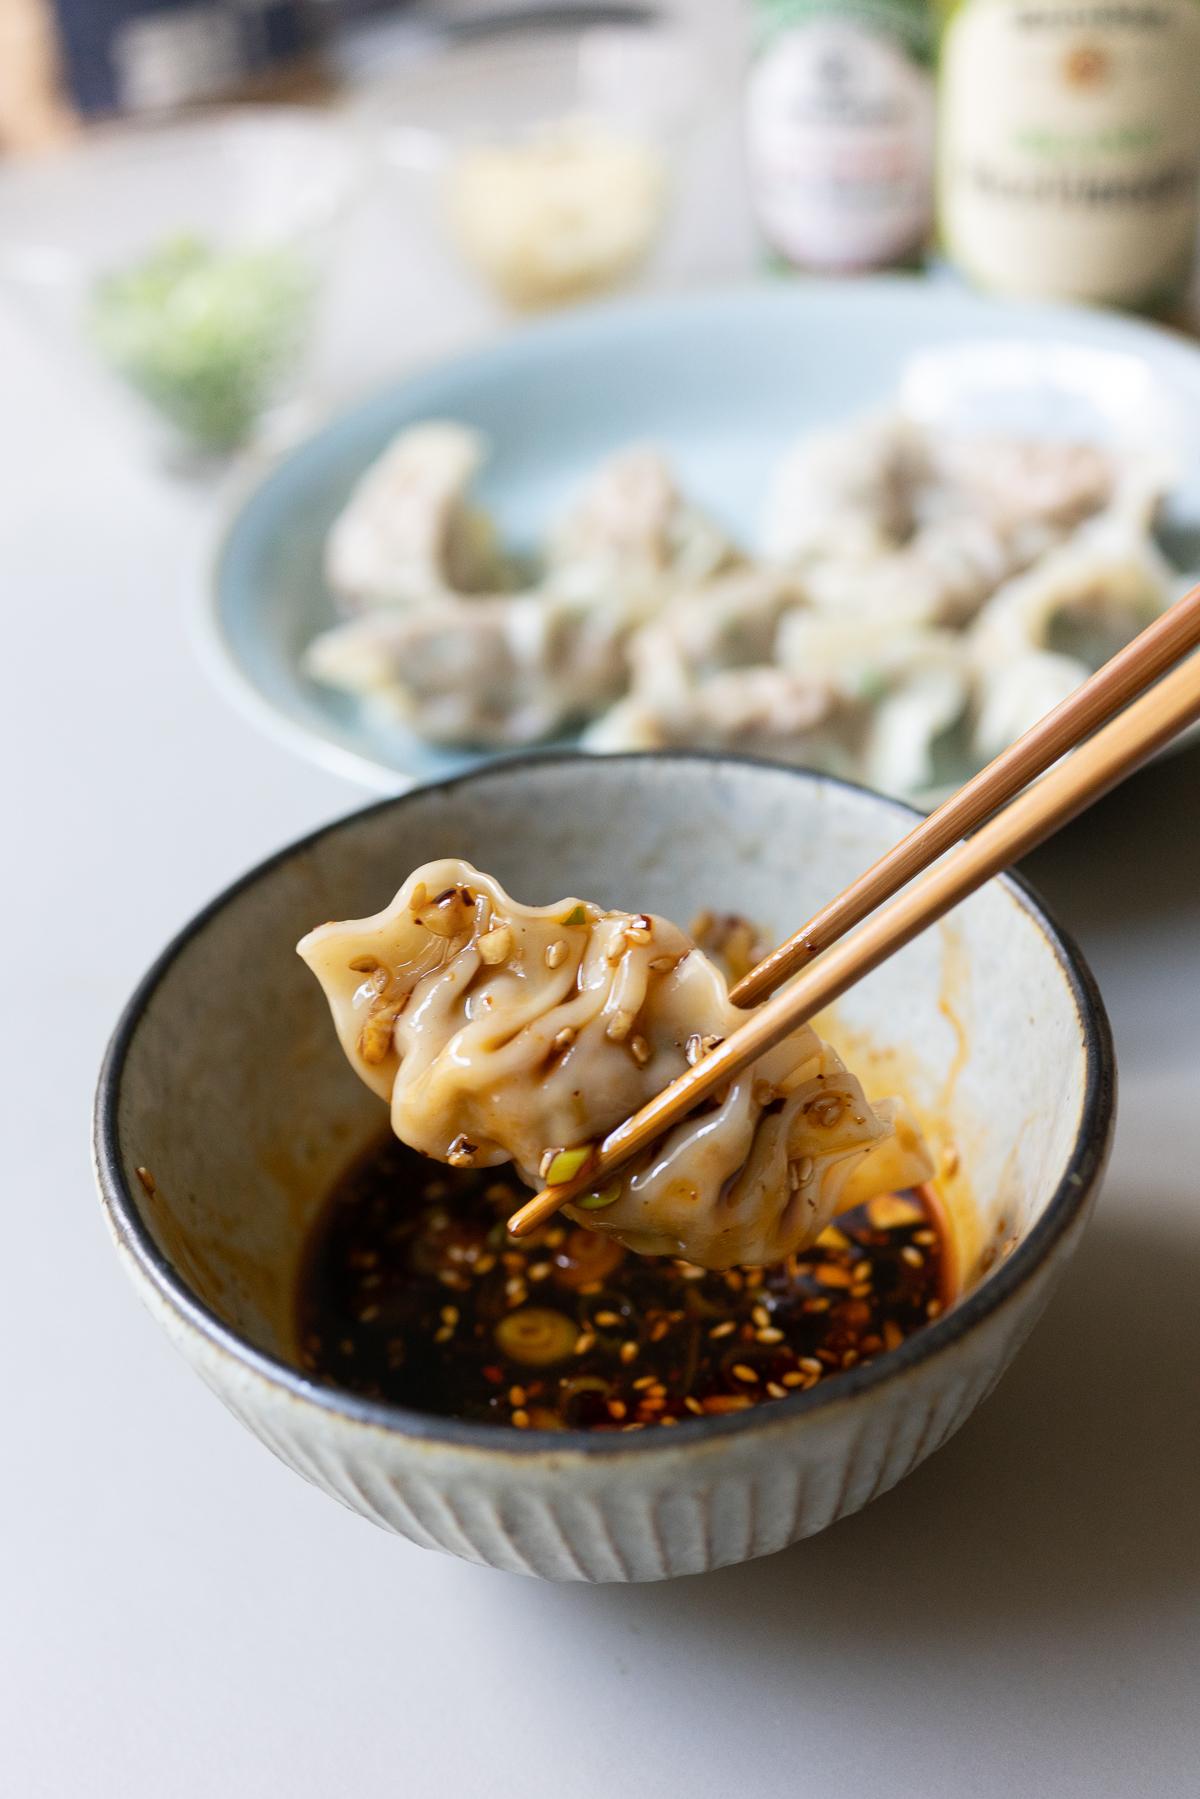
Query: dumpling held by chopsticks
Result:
<box><xmin>298</xmin><ymin>860</ymin><xmax>931</xmax><ymax>1268</ymax></box>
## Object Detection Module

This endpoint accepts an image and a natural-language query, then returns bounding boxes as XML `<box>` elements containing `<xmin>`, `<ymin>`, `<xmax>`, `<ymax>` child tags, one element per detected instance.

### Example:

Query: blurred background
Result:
<box><xmin>3</xmin><ymin>0</ymin><xmax>1197</xmax><ymax>465</ymax></box>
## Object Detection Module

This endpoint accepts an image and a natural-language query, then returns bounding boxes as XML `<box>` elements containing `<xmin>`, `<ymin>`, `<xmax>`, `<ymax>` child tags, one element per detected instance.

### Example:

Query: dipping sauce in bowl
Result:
<box><xmin>297</xmin><ymin>1135</ymin><xmax>955</xmax><ymax>1432</ymax></box>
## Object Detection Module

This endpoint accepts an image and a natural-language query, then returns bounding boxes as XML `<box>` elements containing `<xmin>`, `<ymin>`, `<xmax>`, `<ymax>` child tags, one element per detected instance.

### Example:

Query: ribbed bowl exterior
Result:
<box><xmin>111</xmin><ymin>1207</ymin><xmax>1085</xmax><ymax>1582</ymax></box>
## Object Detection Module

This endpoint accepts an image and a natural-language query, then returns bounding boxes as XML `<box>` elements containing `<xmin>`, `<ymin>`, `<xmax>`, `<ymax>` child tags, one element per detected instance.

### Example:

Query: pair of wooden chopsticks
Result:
<box><xmin>508</xmin><ymin>581</ymin><xmax>1200</xmax><ymax>1237</ymax></box>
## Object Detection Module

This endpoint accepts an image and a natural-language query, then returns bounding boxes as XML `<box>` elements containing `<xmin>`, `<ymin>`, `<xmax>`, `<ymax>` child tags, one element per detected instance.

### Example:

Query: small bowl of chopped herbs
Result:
<box><xmin>0</xmin><ymin>108</ymin><xmax>359</xmax><ymax>465</ymax></box>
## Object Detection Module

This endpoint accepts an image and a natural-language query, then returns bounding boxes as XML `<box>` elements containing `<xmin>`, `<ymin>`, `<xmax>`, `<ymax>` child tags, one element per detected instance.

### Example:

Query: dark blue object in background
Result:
<box><xmin>51</xmin><ymin>0</ymin><xmax>314</xmax><ymax>116</ymax></box>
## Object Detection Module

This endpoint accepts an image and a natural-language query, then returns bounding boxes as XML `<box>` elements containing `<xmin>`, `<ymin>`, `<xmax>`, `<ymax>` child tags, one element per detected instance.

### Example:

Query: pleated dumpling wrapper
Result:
<box><xmin>298</xmin><ymin>860</ymin><xmax>932</xmax><ymax>1269</ymax></box>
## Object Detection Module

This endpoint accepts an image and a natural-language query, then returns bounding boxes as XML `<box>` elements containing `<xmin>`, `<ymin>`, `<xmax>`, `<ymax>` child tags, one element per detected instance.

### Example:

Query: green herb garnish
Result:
<box><xmin>90</xmin><ymin>234</ymin><xmax>314</xmax><ymax>453</ymax></box>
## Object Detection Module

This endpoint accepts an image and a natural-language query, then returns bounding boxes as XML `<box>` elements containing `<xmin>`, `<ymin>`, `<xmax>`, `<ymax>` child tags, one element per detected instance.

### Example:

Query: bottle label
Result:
<box><xmin>746</xmin><ymin>20</ymin><xmax>936</xmax><ymax>270</ymax></box>
<box><xmin>940</xmin><ymin>0</ymin><xmax>1200</xmax><ymax>307</ymax></box>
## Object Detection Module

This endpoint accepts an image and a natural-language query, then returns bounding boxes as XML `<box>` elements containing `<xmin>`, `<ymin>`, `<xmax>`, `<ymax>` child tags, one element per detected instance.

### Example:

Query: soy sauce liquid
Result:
<box><xmin>295</xmin><ymin>1135</ymin><xmax>954</xmax><ymax>1432</ymax></box>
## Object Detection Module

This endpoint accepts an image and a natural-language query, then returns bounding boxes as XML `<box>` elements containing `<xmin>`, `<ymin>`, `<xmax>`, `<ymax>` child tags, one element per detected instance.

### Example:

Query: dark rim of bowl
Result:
<box><xmin>94</xmin><ymin>751</ymin><xmax>1115</xmax><ymax>1458</ymax></box>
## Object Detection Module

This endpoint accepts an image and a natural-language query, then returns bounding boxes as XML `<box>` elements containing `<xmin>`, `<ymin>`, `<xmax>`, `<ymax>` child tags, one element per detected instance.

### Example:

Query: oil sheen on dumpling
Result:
<box><xmin>298</xmin><ymin>859</ymin><xmax>931</xmax><ymax>1268</ymax></box>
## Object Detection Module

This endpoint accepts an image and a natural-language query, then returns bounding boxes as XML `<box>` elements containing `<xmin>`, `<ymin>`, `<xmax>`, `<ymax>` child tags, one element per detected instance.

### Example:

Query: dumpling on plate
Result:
<box><xmin>324</xmin><ymin>422</ymin><xmax>509</xmax><ymax>614</ymax></box>
<box><xmin>778</xmin><ymin>613</ymin><xmax>971</xmax><ymax>798</ymax></box>
<box><xmin>971</xmin><ymin>649</ymin><xmax>1091</xmax><ymax>765</ymax></box>
<box><xmin>761</xmin><ymin>415</ymin><xmax>931</xmax><ymax>565</ymax></box>
<box><xmin>545</xmin><ymin>445</ymin><xmax>737</xmax><ymax>598</ymax></box>
<box><xmin>589</xmin><ymin>570</ymin><xmax>971</xmax><ymax>798</ymax></box>
<box><xmin>970</xmin><ymin>514</ymin><xmax>1176</xmax><ymax>671</ymax></box>
<box><xmin>584</xmin><ymin>665</ymin><xmax>845</xmax><ymax>770</ymax></box>
<box><xmin>763</xmin><ymin>415</ymin><xmax>1128</xmax><ymax>631</ymax></box>
<box><xmin>304</xmin><ymin>583</ymin><xmax>632</xmax><ymax>747</ymax></box>
<box><xmin>583</xmin><ymin>568</ymin><xmax>849</xmax><ymax>768</ymax></box>
<box><xmin>298</xmin><ymin>859</ymin><xmax>932</xmax><ymax>1268</ymax></box>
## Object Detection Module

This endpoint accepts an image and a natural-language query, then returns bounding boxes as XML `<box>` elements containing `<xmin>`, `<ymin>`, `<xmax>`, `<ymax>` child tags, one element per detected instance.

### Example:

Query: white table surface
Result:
<box><xmin>3</xmin><ymin>65</ymin><xmax>1199</xmax><ymax>1799</ymax></box>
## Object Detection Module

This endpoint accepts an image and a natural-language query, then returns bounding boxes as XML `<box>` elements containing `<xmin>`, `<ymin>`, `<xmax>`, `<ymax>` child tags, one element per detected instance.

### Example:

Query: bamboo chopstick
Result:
<box><xmin>730</xmin><ymin>579</ymin><xmax>1200</xmax><ymax>1007</ymax></box>
<box><xmin>508</xmin><ymin>645</ymin><xmax>1200</xmax><ymax>1237</ymax></box>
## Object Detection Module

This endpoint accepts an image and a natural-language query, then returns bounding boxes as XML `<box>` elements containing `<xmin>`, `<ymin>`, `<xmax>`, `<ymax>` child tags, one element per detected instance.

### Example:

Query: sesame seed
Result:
<box><xmin>756</xmin><ymin>1327</ymin><xmax>784</xmax><ymax>1345</ymax></box>
<box><xmin>629</xmin><ymin>1033</ymin><xmax>651</xmax><ymax>1068</ymax></box>
<box><xmin>508</xmin><ymin>1385</ymin><xmax>527</xmax><ymax>1406</ymax></box>
<box><xmin>545</xmin><ymin>939</ymin><xmax>569</xmax><ymax>969</ymax></box>
<box><xmin>573</xmin><ymin>1331</ymin><xmax>596</xmax><ymax>1355</ymax></box>
<box><xmin>511</xmin><ymin>1408</ymin><xmax>530</xmax><ymax>1429</ymax></box>
<box><xmin>619</xmin><ymin>1340</ymin><xmax>639</xmax><ymax>1364</ymax></box>
<box><xmin>478</xmin><ymin>924</ymin><xmax>514</xmax><ymax>965</ymax></box>
<box><xmin>658</xmin><ymin>1415</ymin><xmax>678</xmax><ymax>1427</ymax></box>
<box><xmin>633</xmin><ymin>1375</ymin><xmax>656</xmax><ymax>1391</ymax></box>
<box><xmin>732</xmin><ymin>1363</ymin><xmax>760</xmax><ymax>1384</ymax></box>
<box><xmin>781</xmin><ymin>1371</ymin><xmax>805</xmax><ymax>1388</ymax></box>
<box><xmin>594</xmin><ymin>1310</ymin><xmax>621</xmax><ymax>1327</ymax></box>
<box><xmin>799</xmin><ymin>1356</ymin><xmax>823</xmax><ymax>1376</ymax></box>
<box><xmin>607</xmin><ymin>1400</ymin><xmax>627</xmax><ymax>1420</ymax></box>
<box><xmin>766</xmin><ymin>1382</ymin><xmax>787</xmax><ymax>1399</ymax></box>
<box><xmin>439</xmin><ymin>1306</ymin><xmax>459</xmax><ymax>1326</ymax></box>
<box><xmin>709</xmin><ymin>1321</ymin><xmax>736</xmax><ymax>1339</ymax></box>
<box><xmin>927</xmin><ymin>1298</ymin><xmax>943</xmax><ymax>1318</ymax></box>
<box><xmin>752</xmin><ymin>1304</ymin><xmax>771</xmax><ymax>1329</ymax></box>
<box><xmin>684</xmin><ymin>1396</ymin><xmax>704</xmax><ymax>1415</ymax></box>
<box><xmin>605</xmin><ymin>1008</ymin><xmax>634</xmax><ymax>1043</ymax></box>
<box><xmin>901</xmin><ymin>1245</ymin><xmax>924</xmax><ymax>1268</ymax></box>
<box><xmin>527</xmin><ymin>1262</ymin><xmax>552</xmax><ymax>1282</ymax></box>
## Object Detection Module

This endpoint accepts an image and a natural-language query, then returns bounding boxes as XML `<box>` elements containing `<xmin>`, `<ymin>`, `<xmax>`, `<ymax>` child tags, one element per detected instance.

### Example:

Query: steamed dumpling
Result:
<box><xmin>324</xmin><ymin>422</ymin><xmax>507</xmax><ymax>613</ymax></box>
<box><xmin>777</xmin><ymin>612</ymin><xmax>971</xmax><ymax>797</ymax></box>
<box><xmin>304</xmin><ymin>584</ymin><xmax>631</xmax><ymax>746</ymax></box>
<box><xmin>763</xmin><ymin>419</ymin><xmax>1126</xmax><ymax>631</ymax></box>
<box><xmin>969</xmin><ymin>513</ymin><xmax>1177</xmax><ymax>669</ymax></box>
<box><xmin>298</xmin><ymin>859</ymin><xmax>931</xmax><ymax>1268</ymax></box>
<box><xmin>582</xmin><ymin>570</ymin><xmax>848</xmax><ymax>770</ymax></box>
<box><xmin>545</xmin><ymin>446</ymin><xmax>737</xmax><ymax>598</ymax></box>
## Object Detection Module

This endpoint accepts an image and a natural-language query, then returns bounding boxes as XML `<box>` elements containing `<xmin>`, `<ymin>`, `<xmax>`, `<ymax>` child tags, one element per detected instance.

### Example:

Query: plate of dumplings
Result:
<box><xmin>206</xmin><ymin>278</ymin><xmax>1200</xmax><ymax>803</ymax></box>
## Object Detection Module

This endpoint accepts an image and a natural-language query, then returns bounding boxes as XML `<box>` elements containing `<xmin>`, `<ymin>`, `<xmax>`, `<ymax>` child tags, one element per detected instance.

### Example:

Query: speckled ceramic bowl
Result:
<box><xmin>94</xmin><ymin>755</ymin><xmax>1114</xmax><ymax>1581</ymax></box>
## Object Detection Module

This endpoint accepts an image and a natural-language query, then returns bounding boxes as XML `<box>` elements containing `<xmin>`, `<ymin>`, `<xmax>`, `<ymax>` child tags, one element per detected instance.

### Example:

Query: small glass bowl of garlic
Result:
<box><xmin>359</xmin><ymin>20</ymin><xmax>707</xmax><ymax>311</ymax></box>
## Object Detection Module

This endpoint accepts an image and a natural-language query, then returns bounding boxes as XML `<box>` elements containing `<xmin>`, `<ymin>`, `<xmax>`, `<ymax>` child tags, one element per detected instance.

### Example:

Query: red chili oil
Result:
<box><xmin>295</xmin><ymin>1134</ymin><xmax>955</xmax><ymax>1432</ymax></box>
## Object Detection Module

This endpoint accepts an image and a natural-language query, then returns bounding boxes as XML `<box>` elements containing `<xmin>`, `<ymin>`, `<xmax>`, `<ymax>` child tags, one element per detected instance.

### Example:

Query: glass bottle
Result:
<box><xmin>937</xmin><ymin>0</ymin><xmax>1200</xmax><ymax>312</ymax></box>
<box><xmin>745</xmin><ymin>0</ymin><xmax>937</xmax><ymax>273</ymax></box>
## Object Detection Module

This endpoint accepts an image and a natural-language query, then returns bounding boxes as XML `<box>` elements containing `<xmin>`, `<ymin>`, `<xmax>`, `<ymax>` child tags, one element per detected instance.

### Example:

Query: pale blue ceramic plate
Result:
<box><xmin>204</xmin><ymin>278</ymin><xmax>1200</xmax><ymax>792</ymax></box>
